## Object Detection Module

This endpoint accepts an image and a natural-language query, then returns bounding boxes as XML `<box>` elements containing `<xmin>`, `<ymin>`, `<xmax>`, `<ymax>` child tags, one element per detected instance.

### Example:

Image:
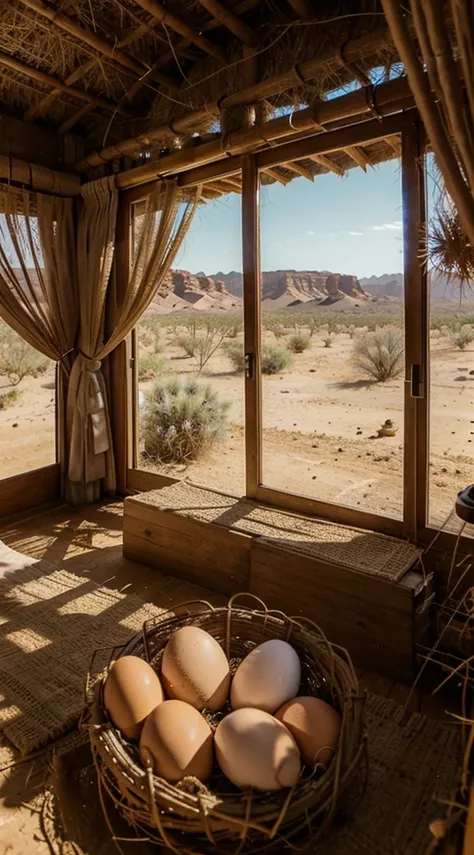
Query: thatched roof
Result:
<box><xmin>0</xmin><ymin>0</ymin><xmax>409</xmax><ymax>193</ymax></box>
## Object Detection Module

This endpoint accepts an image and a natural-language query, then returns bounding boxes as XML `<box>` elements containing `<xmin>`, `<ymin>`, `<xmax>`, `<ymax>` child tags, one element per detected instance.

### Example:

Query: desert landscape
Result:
<box><xmin>1</xmin><ymin>266</ymin><xmax>474</xmax><ymax>530</ymax></box>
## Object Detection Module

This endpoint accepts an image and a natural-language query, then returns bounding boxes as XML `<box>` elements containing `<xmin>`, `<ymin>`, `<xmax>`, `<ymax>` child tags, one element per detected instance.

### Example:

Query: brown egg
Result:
<box><xmin>103</xmin><ymin>655</ymin><xmax>164</xmax><ymax>741</ymax></box>
<box><xmin>215</xmin><ymin>708</ymin><xmax>301</xmax><ymax>791</ymax></box>
<box><xmin>275</xmin><ymin>696</ymin><xmax>341</xmax><ymax>768</ymax></box>
<box><xmin>139</xmin><ymin>700</ymin><xmax>213</xmax><ymax>783</ymax></box>
<box><xmin>231</xmin><ymin>639</ymin><xmax>301</xmax><ymax>714</ymax></box>
<box><xmin>161</xmin><ymin>626</ymin><xmax>230</xmax><ymax>711</ymax></box>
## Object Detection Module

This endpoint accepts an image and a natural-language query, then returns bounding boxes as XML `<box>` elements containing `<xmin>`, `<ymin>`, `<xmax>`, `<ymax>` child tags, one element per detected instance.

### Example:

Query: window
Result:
<box><xmin>258</xmin><ymin>150</ymin><xmax>405</xmax><ymax>520</ymax></box>
<box><xmin>132</xmin><ymin>190</ymin><xmax>245</xmax><ymax>496</ymax></box>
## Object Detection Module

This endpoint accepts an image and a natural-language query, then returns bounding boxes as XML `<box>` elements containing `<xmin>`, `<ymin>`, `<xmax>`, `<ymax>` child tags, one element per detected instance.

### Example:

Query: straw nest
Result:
<box><xmin>84</xmin><ymin>595</ymin><xmax>366</xmax><ymax>854</ymax></box>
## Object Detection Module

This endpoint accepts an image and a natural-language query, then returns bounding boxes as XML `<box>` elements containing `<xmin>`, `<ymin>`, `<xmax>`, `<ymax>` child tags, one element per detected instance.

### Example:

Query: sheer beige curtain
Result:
<box><xmin>381</xmin><ymin>0</ymin><xmax>474</xmax><ymax>244</ymax></box>
<box><xmin>0</xmin><ymin>185</ymin><xmax>78</xmax><ymax>478</ymax></box>
<box><xmin>67</xmin><ymin>177</ymin><xmax>201</xmax><ymax>502</ymax></box>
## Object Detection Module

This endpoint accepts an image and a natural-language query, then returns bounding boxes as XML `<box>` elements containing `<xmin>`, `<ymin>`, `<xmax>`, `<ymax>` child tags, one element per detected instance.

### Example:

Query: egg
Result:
<box><xmin>103</xmin><ymin>655</ymin><xmax>164</xmax><ymax>740</ymax></box>
<box><xmin>161</xmin><ymin>626</ymin><xmax>230</xmax><ymax>711</ymax></box>
<box><xmin>139</xmin><ymin>700</ymin><xmax>213</xmax><ymax>783</ymax></box>
<box><xmin>231</xmin><ymin>639</ymin><xmax>301</xmax><ymax>714</ymax></box>
<box><xmin>275</xmin><ymin>696</ymin><xmax>341</xmax><ymax>768</ymax></box>
<box><xmin>215</xmin><ymin>708</ymin><xmax>301</xmax><ymax>790</ymax></box>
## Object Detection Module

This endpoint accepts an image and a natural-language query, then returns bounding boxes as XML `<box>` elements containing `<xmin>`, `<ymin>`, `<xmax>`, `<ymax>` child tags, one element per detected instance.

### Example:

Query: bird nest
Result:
<box><xmin>84</xmin><ymin>594</ymin><xmax>366</xmax><ymax>854</ymax></box>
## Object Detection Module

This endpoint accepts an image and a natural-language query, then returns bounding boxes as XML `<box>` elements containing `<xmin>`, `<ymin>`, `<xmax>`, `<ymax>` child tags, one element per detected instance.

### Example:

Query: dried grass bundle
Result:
<box><xmin>428</xmin><ymin>201</ymin><xmax>474</xmax><ymax>295</ymax></box>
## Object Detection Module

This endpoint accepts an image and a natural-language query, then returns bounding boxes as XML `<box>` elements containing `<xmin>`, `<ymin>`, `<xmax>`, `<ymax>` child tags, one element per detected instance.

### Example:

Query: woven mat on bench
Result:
<box><xmin>52</xmin><ymin>694</ymin><xmax>460</xmax><ymax>855</ymax></box>
<box><xmin>0</xmin><ymin>550</ymin><xmax>171</xmax><ymax>755</ymax></box>
<box><xmin>133</xmin><ymin>482</ymin><xmax>421</xmax><ymax>582</ymax></box>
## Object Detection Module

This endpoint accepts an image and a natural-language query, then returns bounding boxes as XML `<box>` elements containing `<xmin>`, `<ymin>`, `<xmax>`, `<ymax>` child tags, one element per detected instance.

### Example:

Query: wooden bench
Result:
<box><xmin>124</xmin><ymin>482</ymin><xmax>431</xmax><ymax>682</ymax></box>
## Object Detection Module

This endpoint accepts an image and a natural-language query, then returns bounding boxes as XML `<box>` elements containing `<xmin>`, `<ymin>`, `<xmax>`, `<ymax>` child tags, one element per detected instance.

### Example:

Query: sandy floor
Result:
<box><xmin>1</xmin><ymin>329</ymin><xmax>473</xmax><ymax>528</ymax></box>
<box><xmin>139</xmin><ymin>328</ymin><xmax>474</xmax><ymax>526</ymax></box>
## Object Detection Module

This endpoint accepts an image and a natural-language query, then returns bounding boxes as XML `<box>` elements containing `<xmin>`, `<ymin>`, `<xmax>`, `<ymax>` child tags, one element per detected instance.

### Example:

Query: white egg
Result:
<box><xmin>231</xmin><ymin>639</ymin><xmax>301</xmax><ymax>714</ymax></box>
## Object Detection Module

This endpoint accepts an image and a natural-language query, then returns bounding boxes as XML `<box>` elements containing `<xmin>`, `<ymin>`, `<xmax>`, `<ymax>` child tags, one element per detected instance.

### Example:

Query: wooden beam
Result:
<box><xmin>286</xmin><ymin>0</ymin><xmax>313</xmax><ymax>20</ymax></box>
<box><xmin>0</xmin><ymin>112</ymin><xmax>84</xmax><ymax>168</ymax></box>
<box><xmin>197</xmin><ymin>0</ymin><xmax>257</xmax><ymax>47</ymax></box>
<box><xmin>133</xmin><ymin>0</ymin><xmax>227</xmax><ymax>64</ymax></box>
<box><xmin>24</xmin><ymin>58</ymin><xmax>97</xmax><ymax>121</ymax></box>
<box><xmin>242</xmin><ymin>154</ymin><xmax>261</xmax><ymax>495</ymax></box>
<box><xmin>261</xmin><ymin>166</ymin><xmax>292</xmax><ymax>185</ymax></box>
<box><xmin>18</xmin><ymin>0</ymin><xmax>176</xmax><ymax>90</ymax></box>
<box><xmin>309</xmin><ymin>153</ymin><xmax>345</xmax><ymax>176</ymax></box>
<box><xmin>0</xmin><ymin>51</ymin><xmax>133</xmax><ymax>118</ymax></box>
<box><xmin>283</xmin><ymin>160</ymin><xmax>314</xmax><ymax>181</ymax></box>
<box><xmin>0</xmin><ymin>153</ymin><xmax>80</xmax><ymax>195</ymax></box>
<box><xmin>77</xmin><ymin>28</ymin><xmax>403</xmax><ymax>172</ymax></box>
<box><xmin>59</xmin><ymin>104</ymin><xmax>91</xmax><ymax>134</ymax></box>
<box><xmin>202</xmin><ymin>0</ymin><xmax>264</xmax><ymax>30</ymax></box>
<box><xmin>343</xmin><ymin>145</ymin><xmax>371</xmax><ymax>171</ymax></box>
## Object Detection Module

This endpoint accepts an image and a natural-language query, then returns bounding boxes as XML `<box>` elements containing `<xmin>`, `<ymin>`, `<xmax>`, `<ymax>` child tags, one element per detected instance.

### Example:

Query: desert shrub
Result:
<box><xmin>452</xmin><ymin>326</ymin><xmax>474</xmax><ymax>350</ymax></box>
<box><xmin>139</xmin><ymin>317</ymin><xmax>162</xmax><ymax>353</ymax></box>
<box><xmin>288</xmin><ymin>332</ymin><xmax>310</xmax><ymax>353</ymax></box>
<box><xmin>224</xmin><ymin>317</ymin><xmax>243</xmax><ymax>338</ymax></box>
<box><xmin>353</xmin><ymin>327</ymin><xmax>404</xmax><ymax>382</ymax></box>
<box><xmin>322</xmin><ymin>334</ymin><xmax>334</xmax><ymax>347</ymax></box>
<box><xmin>0</xmin><ymin>325</ymin><xmax>49</xmax><ymax>385</ymax></box>
<box><xmin>142</xmin><ymin>378</ymin><xmax>230</xmax><ymax>464</ymax></box>
<box><xmin>261</xmin><ymin>344</ymin><xmax>292</xmax><ymax>375</ymax></box>
<box><xmin>138</xmin><ymin>353</ymin><xmax>167</xmax><ymax>381</ymax></box>
<box><xmin>176</xmin><ymin>322</ymin><xmax>228</xmax><ymax>372</ymax></box>
<box><xmin>176</xmin><ymin>334</ymin><xmax>197</xmax><ymax>358</ymax></box>
<box><xmin>0</xmin><ymin>389</ymin><xmax>21</xmax><ymax>410</ymax></box>
<box><xmin>224</xmin><ymin>341</ymin><xmax>246</xmax><ymax>373</ymax></box>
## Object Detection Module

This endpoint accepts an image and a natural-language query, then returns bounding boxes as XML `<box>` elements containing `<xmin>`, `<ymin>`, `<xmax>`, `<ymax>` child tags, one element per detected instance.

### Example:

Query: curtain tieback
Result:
<box><xmin>67</xmin><ymin>353</ymin><xmax>109</xmax><ymax>483</ymax></box>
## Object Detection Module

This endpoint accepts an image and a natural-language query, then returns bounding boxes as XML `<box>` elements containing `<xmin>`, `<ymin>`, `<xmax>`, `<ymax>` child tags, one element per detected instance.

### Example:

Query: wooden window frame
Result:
<box><xmin>120</xmin><ymin>108</ymin><xmax>473</xmax><ymax>554</ymax></box>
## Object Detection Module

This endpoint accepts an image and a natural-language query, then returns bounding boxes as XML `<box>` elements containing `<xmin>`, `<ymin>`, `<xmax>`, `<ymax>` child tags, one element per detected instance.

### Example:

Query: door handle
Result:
<box><xmin>245</xmin><ymin>352</ymin><xmax>255</xmax><ymax>380</ymax></box>
<box><xmin>410</xmin><ymin>363</ymin><xmax>424</xmax><ymax>398</ymax></box>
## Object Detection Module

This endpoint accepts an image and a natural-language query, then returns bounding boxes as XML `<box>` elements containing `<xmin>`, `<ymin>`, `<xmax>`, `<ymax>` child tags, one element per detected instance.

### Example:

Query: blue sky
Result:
<box><xmin>174</xmin><ymin>159</ymin><xmax>404</xmax><ymax>279</ymax></box>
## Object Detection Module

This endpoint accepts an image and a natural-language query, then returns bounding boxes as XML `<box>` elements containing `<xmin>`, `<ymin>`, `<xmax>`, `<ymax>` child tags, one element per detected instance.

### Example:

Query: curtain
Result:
<box><xmin>381</xmin><ymin>0</ymin><xmax>474</xmax><ymax>245</ymax></box>
<box><xmin>67</xmin><ymin>177</ymin><xmax>201</xmax><ymax>502</ymax></box>
<box><xmin>0</xmin><ymin>186</ymin><xmax>77</xmax><ymax>361</ymax></box>
<box><xmin>0</xmin><ymin>186</ymin><xmax>78</xmax><ymax>482</ymax></box>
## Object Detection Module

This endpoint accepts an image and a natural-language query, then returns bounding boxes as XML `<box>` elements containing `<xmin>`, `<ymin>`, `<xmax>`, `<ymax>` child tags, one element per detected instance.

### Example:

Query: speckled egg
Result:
<box><xmin>161</xmin><ymin>625</ymin><xmax>230</xmax><ymax>711</ymax></box>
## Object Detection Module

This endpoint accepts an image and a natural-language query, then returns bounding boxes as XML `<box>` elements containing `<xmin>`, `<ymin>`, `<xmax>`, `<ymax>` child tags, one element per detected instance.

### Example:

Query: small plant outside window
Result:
<box><xmin>142</xmin><ymin>378</ymin><xmax>230</xmax><ymax>464</ymax></box>
<box><xmin>288</xmin><ymin>332</ymin><xmax>311</xmax><ymax>353</ymax></box>
<box><xmin>353</xmin><ymin>327</ymin><xmax>404</xmax><ymax>382</ymax></box>
<box><xmin>261</xmin><ymin>344</ymin><xmax>292</xmax><ymax>375</ymax></box>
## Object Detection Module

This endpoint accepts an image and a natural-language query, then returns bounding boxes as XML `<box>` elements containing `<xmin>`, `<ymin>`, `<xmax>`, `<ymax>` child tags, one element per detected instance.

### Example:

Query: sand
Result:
<box><xmin>1</xmin><ymin>328</ymin><xmax>472</xmax><ymax>529</ymax></box>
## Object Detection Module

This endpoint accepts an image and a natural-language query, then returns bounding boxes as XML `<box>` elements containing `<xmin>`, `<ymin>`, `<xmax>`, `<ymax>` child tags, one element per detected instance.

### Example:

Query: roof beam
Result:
<box><xmin>24</xmin><ymin>57</ymin><xmax>97</xmax><ymax>121</ymax></box>
<box><xmin>308</xmin><ymin>154</ymin><xmax>345</xmax><ymax>177</ymax></box>
<box><xmin>285</xmin><ymin>0</ymin><xmax>313</xmax><ymax>20</ymax></box>
<box><xmin>197</xmin><ymin>0</ymin><xmax>257</xmax><ymax>47</ymax></box>
<box><xmin>17</xmin><ymin>0</ymin><xmax>176</xmax><ymax>91</ymax></box>
<box><xmin>343</xmin><ymin>145</ymin><xmax>371</xmax><ymax>171</ymax></box>
<box><xmin>133</xmin><ymin>0</ymin><xmax>227</xmax><ymax>64</ymax></box>
<box><xmin>59</xmin><ymin>103</ymin><xmax>91</xmax><ymax>134</ymax></box>
<box><xmin>283</xmin><ymin>160</ymin><xmax>314</xmax><ymax>181</ymax></box>
<box><xmin>0</xmin><ymin>51</ymin><xmax>134</xmax><ymax>118</ymax></box>
<box><xmin>262</xmin><ymin>167</ymin><xmax>292</xmax><ymax>185</ymax></box>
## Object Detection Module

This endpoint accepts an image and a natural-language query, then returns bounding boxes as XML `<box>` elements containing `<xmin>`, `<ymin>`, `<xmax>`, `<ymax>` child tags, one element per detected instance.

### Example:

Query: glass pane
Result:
<box><xmin>134</xmin><ymin>191</ymin><xmax>245</xmax><ymax>495</ymax></box>
<box><xmin>427</xmin><ymin>155</ymin><xmax>474</xmax><ymax>533</ymax></box>
<box><xmin>259</xmin><ymin>150</ymin><xmax>405</xmax><ymax>519</ymax></box>
<box><xmin>0</xmin><ymin>321</ymin><xmax>56</xmax><ymax>477</ymax></box>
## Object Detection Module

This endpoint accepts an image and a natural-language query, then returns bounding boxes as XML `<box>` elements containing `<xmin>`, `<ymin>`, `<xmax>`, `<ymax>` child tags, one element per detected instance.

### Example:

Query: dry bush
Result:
<box><xmin>288</xmin><ymin>332</ymin><xmax>310</xmax><ymax>353</ymax></box>
<box><xmin>261</xmin><ymin>344</ymin><xmax>292</xmax><ymax>374</ymax></box>
<box><xmin>0</xmin><ymin>324</ymin><xmax>49</xmax><ymax>386</ymax></box>
<box><xmin>353</xmin><ymin>327</ymin><xmax>404</xmax><ymax>382</ymax></box>
<box><xmin>452</xmin><ymin>327</ymin><xmax>474</xmax><ymax>350</ymax></box>
<box><xmin>142</xmin><ymin>378</ymin><xmax>229</xmax><ymax>464</ymax></box>
<box><xmin>224</xmin><ymin>341</ymin><xmax>246</xmax><ymax>373</ymax></box>
<box><xmin>322</xmin><ymin>334</ymin><xmax>334</xmax><ymax>348</ymax></box>
<box><xmin>138</xmin><ymin>353</ymin><xmax>167</xmax><ymax>381</ymax></box>
<box><xmin>0</xmin><ymin>389</ymin><xmax>21</xmax><ymax>410</ymax></box>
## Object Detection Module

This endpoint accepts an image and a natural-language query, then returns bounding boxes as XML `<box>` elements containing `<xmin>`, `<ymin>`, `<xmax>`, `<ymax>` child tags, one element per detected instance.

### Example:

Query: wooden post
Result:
<box><xmin>109</xmin><ymin>196</ymin><xmax>132</xmax><ymax>495</ymax></box>
<box><xmin>242</xmin><ymin>154</ymin><xmax>261</xmax><ymax>496</ymax></box>
<box><xmin>401</xmin><ymin>119</ymin><xmax>427</xmax><ymax>540</ymax></box>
